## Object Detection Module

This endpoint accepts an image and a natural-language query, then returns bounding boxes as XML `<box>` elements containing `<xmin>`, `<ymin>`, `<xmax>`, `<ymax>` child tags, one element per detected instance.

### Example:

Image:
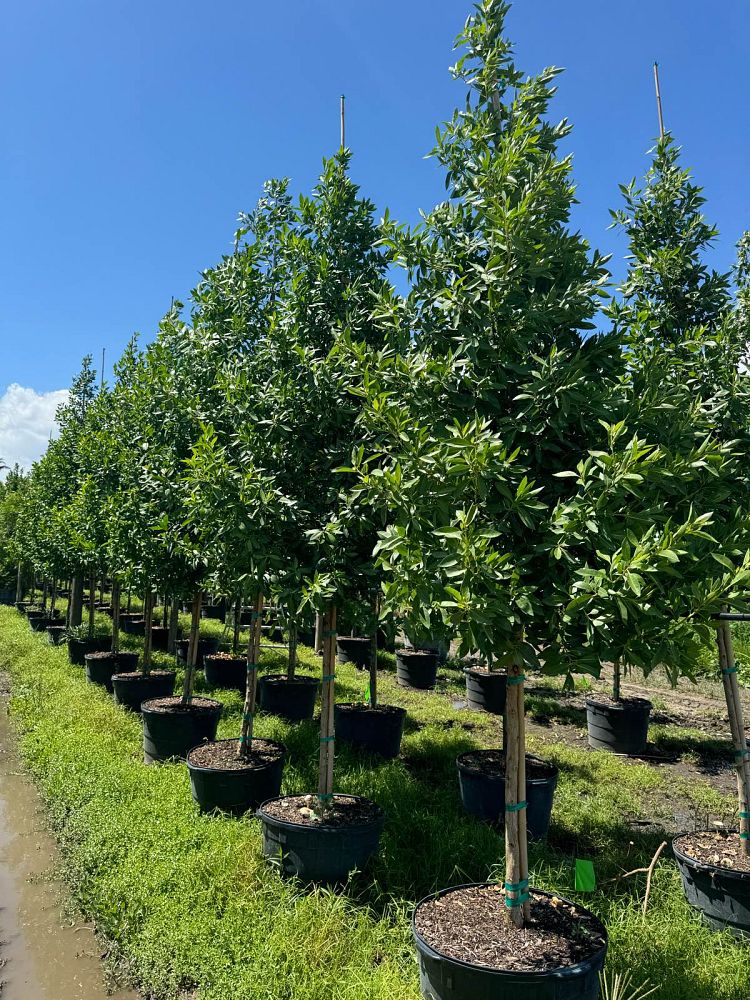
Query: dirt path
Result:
<box><xmin>0</xmin><ymin>695</ymin><xmax>137</xmax><ymax>1000</ymax></box>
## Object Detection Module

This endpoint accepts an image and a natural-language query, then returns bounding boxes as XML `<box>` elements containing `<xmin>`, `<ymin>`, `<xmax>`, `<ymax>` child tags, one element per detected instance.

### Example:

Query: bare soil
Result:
<box><xmin>188</xmin><ymin>739</ymin><xmax>283</xmax><ymax>771</ymax></box>
<box><xmin>415</xmin><ymin>886</ymin><xmax>606</xmax><ymax>973</ymax></box>
<box><xmin>675</xmin><ymin>831</ymin><xmax>750</xmax><ymax>873</ymax></box>
<box><xmin>142</xmin><ymin>696</ymin><xmax>220</xmax><ymax>715</ymax></box>
<box><xmin>262</xmin><ymin>794</ymin><xmax>382</xmax><ymax>828</ymax></box>
<box><xmin>458</xmin><ymin>750</ymin><xmax>555</xmax><ymax>780</ymax></box>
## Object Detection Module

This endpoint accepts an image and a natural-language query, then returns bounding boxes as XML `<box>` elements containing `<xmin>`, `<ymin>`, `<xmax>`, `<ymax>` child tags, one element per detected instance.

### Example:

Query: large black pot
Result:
<box><xmin>336</xmin><ymin>636</ymin><xmax>373</xmax><ymax>670</ymax></box>
<box><xmin>334</xmin><ymin>704</ymin><xmax>406</xmax><ymax>759</ymax></box>
<box><xmin>202</xmin><ymin>603</ymin><xmax>226</xmax><ymax>621</ymax></box>
<box><xmin>396</xmin><ymin>650</ymin><xmax>439</xmax><ymax>690</ymax></box>
<box><xmin>68</xmin><ymin>636</ymin><xmax>111</xmax><ymax>666</ymax></box>
<box><xmin>176</xmin><ymin>637</ymin><xmax>221</xmax><ymax>668</ymax></box>
<box><xmin>112</xmin><ymin>670</ymin><xmax>176</xmax><ymax>712</ymax></box>
<box><xmin>85</xmin><ymin>651</ymin><xmax>139</xmax><ymax>692</ymax></box>
<box><xmin>204</xmin><ymin>654</ymin><xmax>247</xmax><ymax>693</ymax></box>
<box><xmin>187</xmin><ymin>739</ymin><xmax>286</xmax><ymax>815</ymax></box>
<box><xmin>30</xmin><ymin>614</ymin><xmax>60</xmax><ymax>632</ymax></box>
<box><xmin>122</xmin><ymin>618</ymin><xmax>146</xmax><ymax>637</ymax></box>
<box><xmin>673</xmin><ymin>834</ymin><xmax>750</xmax><ymax>938</ymax></box>
<box><xmin>585</xmin><ymin>697</ymin><xmax>652</xmax><ymax>755</ymax></box>
<box><xmin>464</xmin><ymin>668</ymin><xmax>507</xmax><ymax>714</ymax></box>
<box><xmin>456</xmin><ymin>751</ymin><xmax>558</xmax><ymax>841</ymax></box>
<box><xmin>149</xmin><ymin>626</ymin><xmax>170</xmax><ymax>651</ymax></box>
<box><xmin>141</xmin><ymin>697</ymin><xmax>222</xmax><ymax>763</ymax></box>
<box><xmin>258</xmin><ymin>674</ymin><xmax>318</xmax><ymax>721</ymax></box>
<box><xmin>257</xmin><ymin>794</ymin><xmax>384</xmax><ymax>883</ymax></box>
<box><xmin>413</xmin><ymin>885</ymin><xmax>607</xmax><ymax>1000</ymax></box>
<box><xmin>16</xmin><ymin>601</ymin><xmax>32</xmax><ymax>613</ymax></box>
<box><xmin>46</xmin><ymin>625</ymin><xmax>67</xmax><ymax>646</ymax></box>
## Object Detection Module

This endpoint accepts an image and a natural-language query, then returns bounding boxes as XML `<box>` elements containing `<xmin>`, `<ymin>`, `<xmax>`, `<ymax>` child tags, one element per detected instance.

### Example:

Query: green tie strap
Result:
<box><xmin>506</xmin><ymin>800</ymin><xmax>528</xmax><ymax>813</ymax></box>
<box><xmin>504</xmin><ymin>879</ymin><xmax>529</xmax><ymax>892</ymax></box>
<box><xmin>322</xmin><ymin>674</ymin><xmax>336</xmax><ymax>682</ymax></box>
<box><xmin>504</xmin><ymin>892</ymin><xmax>530</xmax><ymax>908</ymax></box>
<box><xmin>722</xmin><ymin>665</ymin><xmax>738</xmax><ymax>676</ymax></box>
<box><xmin>507</xmin><ymin>674</ymin><xmax>526</xmax><ymax>686</ymax></box>
<box><xmin>320</xmin><ymin>735</ymin><xmax>335</xmax><ymax>743</ymax></box>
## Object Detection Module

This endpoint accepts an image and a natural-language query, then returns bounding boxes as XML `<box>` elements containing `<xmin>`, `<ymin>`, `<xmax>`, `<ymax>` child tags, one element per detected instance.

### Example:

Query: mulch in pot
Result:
<box><xmin>188</xmin><ymin>738</ymin><xmax>283</xmax><ymax>771</ymax></box>
<box><xmin>458</xmin><ymin>749</ymin><xmax>555</xmax><ymax>781</ymax></box>
<box><xmin>261</xmin><ymin>794</ymin><xmax>382</xmax><ymax>829</ymax></box>
<box><xmin>676</xmin><ymin>831</ymin><xmax>750</xmax><ymax>874</ymax></box>
<box><xmin>585</xmin><ymin>694</ymin><xmax>649</xmax><ymax>709</ymax></box>
<box><xmin>335</xmin><ymin>703</ymin><xmax>404</xmax><ymax>718</ymax></box>
<box><xmin>144</xmin><ymin>696</ymin><xmax>220</xmax><ymax>716</ymax></box>
<box><xmin>414</xmin><ymin>885</ymin><xmax>606</xmax><ymax>974</ymax></box>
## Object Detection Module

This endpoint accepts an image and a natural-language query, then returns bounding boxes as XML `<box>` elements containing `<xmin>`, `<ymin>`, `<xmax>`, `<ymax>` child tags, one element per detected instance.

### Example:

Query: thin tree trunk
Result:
<box><xmin>232</xmin><ymin>596</ymin><xmax>242</xmax><ymax>656</ymax></box>
<box><xmin>142</xmin><ymin>588</ymin><xmax>154</xmax><ymax>674</ymax></box>
<box><xmin>315</xmin><ymin>611</ymin><xmax>324</xmax><ymax>654</ymax></box>
<box><xmin>239</xmin><ymin>593</ymin><xmax>264</xmax><ymax>757</ymax></box>
<box><xmin>69</xmin><ymin>575</ymin><xmax>83</xmax><ymax>627</ymax></box>
<box><xmin>369</xmin><ymin>597</ymin><xmax>379</xmax><ymax>708</ymax></box>
<box><xmin>718</xmin><ymin>623</ymin><xmax>750</xmax><ymax>855</ymax></box>
<box><xmin>127</xmin><ymin>589</ymin><xmax>132</xmax><ymax>613</ymax></box>
<box><xmin>317</xmin><ymin>605</ymin><xmax>337</xmax><ymax>816</ymax></box>
<box><xmin>181</xmin><ymin>592</ymin><xmax>203</xmax><ymax>705</ymax></box>
<box><xmin>168</xmin><ymin>599</ymin><xmax>179</xmax><ymax>654</ymax></box>
<box><xmin>15</xmin><ymin>563</ymin><xmax>23</xmax><ymax>604</ymax></box>
<box><xmin>504</xmin><ymin>654</ymin><xmax>529</xmax><ymax>926</ymax></box>
<box><xmin>288</xmin><ymin>620</ymin><xmax>298</xmax><ymax>680</ymax></box>
<box><xmin>111</xmin><ymin>580</ymin><xmax>121</xmax><ymax>655</ymax></box>
<box><xmin>99</xmin><ymin>580</ymin><xmax>104</xmax><ymax>605</ymax></box>
<box><xmin>50</xmin><ymin>578</ymin><xmax>57</xmax><ymax>614</ymax></box>
<box><xmin>613</xmin><ymin>659</ymin><xmax>621</xmax><ymax>702</ymax></box>
<box><xmin>88</xmin><ymin>573</ymin><xmax>96</xmax><ymax>638</ymax></box>
<box><xmin>41</xmin><ymin>579</ymin><xmax>48</xmax><ymax>611</ymax></box>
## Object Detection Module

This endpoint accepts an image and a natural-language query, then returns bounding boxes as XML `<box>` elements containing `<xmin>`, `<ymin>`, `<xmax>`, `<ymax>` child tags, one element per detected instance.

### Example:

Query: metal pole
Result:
<box><xmin>653</xmin><ymin>62</ymin><xmax>665</xmax><ymax>138</ymax></box>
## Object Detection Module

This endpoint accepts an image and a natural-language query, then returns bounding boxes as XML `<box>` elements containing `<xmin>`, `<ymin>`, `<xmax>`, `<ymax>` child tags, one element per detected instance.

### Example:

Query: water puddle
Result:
<box><xmin>0</xmin><ymin>698</ymin><xmax>138</xmax><ymax>999</ymax></box>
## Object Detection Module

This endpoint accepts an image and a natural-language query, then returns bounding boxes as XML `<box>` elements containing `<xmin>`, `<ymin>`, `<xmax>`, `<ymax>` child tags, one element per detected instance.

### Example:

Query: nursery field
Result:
<box><xmin>2</xmin><ymin>606</ymin><xmax>749</xmax><ymax>1000</ymax></box>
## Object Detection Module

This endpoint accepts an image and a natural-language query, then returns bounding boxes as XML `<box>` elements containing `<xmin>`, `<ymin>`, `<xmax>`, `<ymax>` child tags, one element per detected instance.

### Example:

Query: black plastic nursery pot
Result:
<box><xmin>85</xmin><ymin>651</ymin><xmax>139</xmax><ymax>692</ymax></box>
<box><xmin>464</xmin><ymin>668</ymin><xmax>507</xmax><ymax>715</ymax></box>
<box><xmin>176</xmin><ymin>637</ymin><xmax>220</xmax><ymax>668</ymax></box>
<box><xmin>397</xmin><ymin>650</ymin><xmax>439</xmax><ymax>690</ymax></box>
<box><xmin>16</xmin><ymin>601</ymin><xmax>32</xmax><ymax>613</ymax></box>
<box><xmin>30</xmin><ymin>614</ymin><xmax>60</xmax><ymax>632</ymax></box>
<box><xmin>68</xmin><ymin>636</ymin><xmax>111</xmax><ymax>666</ymax></box>
<box><xmin>297</xmin><ymin>628</ymin><xmax>315</xmax><ymax>647</ymax></box>
<box><xmin>122</xmin><ymin>618</ymin><xmax>146</xmax><ymax>637</ymax></box>
<box><xmin>46</xmin><ymin>625</ymin><xmax>67</xmax><ymax>645</ymax></box>
<box><xmin>203</xmin><ymin>654</ymin><xmax>247</xmax><ymax>693</ymax></box>
<box><xmin>336</xmin><ymin>636</ymin><xmax>373</xmax><ymax>670</ymax></box>
<box><xmin>201</xmin><ymin>603</ymin><xmax>225</xmax><ymax>621</ymax></box>
<box><xmin>112</xmin><ymin>670</ymin><xmax>176</xmax><ymax>712</ymax></box>
<box><xmin>187</xmin><ymin>738</ymin><xmax>286</xmax><ymax>815</ymax></box>
<box><xmin>141</xmin><ymin>697</ymin><xmax>222</xmax><ymax>763</ymax></box>
<box><xmin>413</xmin><ymin>885</ymin><xmax>608</xmax><ymax>1000</ymax></box>
<box><xmin>334</xmin><ymin>703</ymin><xmax>406</xmax><ymax>759</ymax></box>
<box><xmin>258</xmin><ymin>674</ymin><xmax>319</xmax><ymax>721</ymax></box>
<box><xmin>150</xmin><ymin>626</ymin><xmax>170</xmax><ymax>651</ymax></box>
<box><xmin>456</xmin><ymin>751</ymin><xmax>558</xmax><ymax>841</ymax></box>
<box><xmin>257</xmin><ymin>794</ymin><xmax>385</xmax><ymax>883</ymax></box>
<box><xmin>585</xmin><ymin>696</ymin><xmax>652</xmax><ymax>755</ymax></box>
<box><xmin>673</xmin><ymin>833</ymin><xmax>750</xmax><ymax>938</ymax></box>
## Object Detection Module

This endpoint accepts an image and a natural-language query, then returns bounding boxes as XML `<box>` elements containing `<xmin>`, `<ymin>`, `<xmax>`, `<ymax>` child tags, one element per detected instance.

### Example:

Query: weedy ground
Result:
<box><xmin>1</xmin><ymin>605</ymin><xmax>749</xmax><ymax>999</ymax></box>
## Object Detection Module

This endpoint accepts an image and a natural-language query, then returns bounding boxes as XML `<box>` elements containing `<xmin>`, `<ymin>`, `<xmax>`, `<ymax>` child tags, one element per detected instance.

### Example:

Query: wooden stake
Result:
<box><xmin>517</xmin><ymin>673</ymin><xmax>530</xmax><ymax>922</ymax></box>
<box><xmin>15</xmin><ymin>563</ymin><xmax>22</xmax><ymax>604</ymax></box>
<box><xmin>232</xmin><ymin>596</ymin><xmax>242</xmax><ymax>656</ymax></box>
<box><xmin>653</xmin><ymin>62</ymin><xmax>665</xmax><ymax>139</ymax></box>
<box><xmin>505</xmin><ymin>657</ymin><xmax>524</xmax><ymax>927</ymax></box>
<box><xmin>111</xmin><ymin>579</ymin><xmax>120</xmax><ymax>655</ymax></box>
<box><xmin>315</xmin><ymin>611</ymin><xmax>324</xmax><ymax>654</ymax></box>
<box><xmin>239</xmin><ymin>592</ymin><xmax>264</xmax><ymax>757</ymax></box>
<box><xmin>181</xmin><ymin>591</ymin><xmax>202</xmax><ymax>703</ymax></box>
<box><xmin>718</xmin><ymin>623</ymin><xmax>750</xmax><ymax>854</ymax></box>
<box><xmin>340</xmin><ymin>94</ymin><xmax>346</xmax><ymax>149</ymax></box>
<box><xmin>88</xmin><ymin>572</ymin><xmax>96</xmax><ymax>638</ymax></box>
<box><xmin>288</xmin><ymin>620</ymin><xmax>298</xmax><ymax>679</ymax></box>
<box><xmin>142</xmin><ymin>587</ymin><xmax>154</xmax><ymax>674</ymax></box>
<box><xmin>318</xmin><ymin>604</ymin><xmax>337</xmax><ymax>814</ymax></box>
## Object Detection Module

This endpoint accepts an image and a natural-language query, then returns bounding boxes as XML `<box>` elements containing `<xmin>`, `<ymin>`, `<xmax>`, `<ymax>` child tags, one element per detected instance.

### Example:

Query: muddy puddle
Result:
<box><xmin>0</xmin><ymin>699</ymin><xmax>138</xmax><ymax>1000</ymax></box>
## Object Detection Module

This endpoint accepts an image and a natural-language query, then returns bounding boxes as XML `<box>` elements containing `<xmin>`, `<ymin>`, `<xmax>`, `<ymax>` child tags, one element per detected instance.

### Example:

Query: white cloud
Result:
<box><xmin>0</xmin><ymin>384</ymin><xmax>68</xmax><ymax>474</ymax></box>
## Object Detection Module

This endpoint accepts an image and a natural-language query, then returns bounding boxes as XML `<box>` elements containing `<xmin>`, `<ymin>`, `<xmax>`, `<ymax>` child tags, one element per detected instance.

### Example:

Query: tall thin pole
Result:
<box><xmin>340</xmin><ymin>94</ymin><xmax>346</xmax><ymax>149</ymax></box>
<box><xmin>100</xmin><ymin>348</ymin><xmax>105</xmax><ymax>391</ymax></box>
<box><xmin>653</xmin><ymin>61</ymin><xmax>665</xmax><ymax>138</ymax></box>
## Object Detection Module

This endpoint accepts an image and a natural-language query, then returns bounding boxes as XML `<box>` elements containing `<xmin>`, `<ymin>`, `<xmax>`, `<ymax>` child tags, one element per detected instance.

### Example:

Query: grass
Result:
<box><xmin>2</xmin><ymin>605</ymin><xmax>750</xmax><ymax>999</ymax></box>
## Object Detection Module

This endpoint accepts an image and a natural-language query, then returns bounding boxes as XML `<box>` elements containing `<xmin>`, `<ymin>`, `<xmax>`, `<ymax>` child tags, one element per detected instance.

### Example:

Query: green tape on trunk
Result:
<box><xmin>322</xmin><ymin>674</ymin><xmax>336</xmax><ymax>681</ymax></box>
<box><xmin>506</xmin><ymin>800</ymin><xmax>527</xmax><ymax>813</ymax></box>
<box><xmin>507</xmin><ymin>674</ymin><xmax>526</xmax><ymax>686</ymax></box>
<box><xmin>504</xmin><ymin>892</ymin><xmax>530</xmax><ymax>908</ymax></box>
<box><xmin>504</xmin><ymin>879</ymin><xmax>529</xmax><ymax>892</ymax></box>
<box><xmin>320</xmin><ymin>735</ymin><xmax>335</xmax><ymax>743</ymax></box>
<box><xmin>722</xmin><ymin>666</ymin><xmax>738</xmax><ymax>675</ymax></box>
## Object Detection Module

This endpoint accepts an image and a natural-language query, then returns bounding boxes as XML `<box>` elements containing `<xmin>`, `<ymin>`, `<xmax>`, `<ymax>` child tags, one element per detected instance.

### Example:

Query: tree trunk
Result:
<box><xmin>111</xmin><ymin>580</ymin><xmax>121</xmax><ymax>655</ymax></box>
<box><xmin>69</xmin><ymin>576</ymin><xmax>83</xmax><ymax>627</ymax></box>
<box><xmin>238</xmin><ymin>593</ymin><xmax>264</xmax><ymax>756</ymax></box>
<box><xmin>126</xmin><ymin>589</ymin><xmax>132</xmax><ymax>613</ymax></box>
<box><xmin>181</xmin><ymin>592</ymin><xmax>203</xmax><ymax>705</ymax></box>
<box><xmin>50</xmin><ymin>578</ymin><xmax>57</xmax><ymax>614</ymax></box>
<box><xmin>87</xmin><ymin>573</ymin><xmax>96</xmax><ymax>638</ymax></box>
<box><xmin>613</xmin><ymin>659</ymin><xmax>621</xmax><ymax>702</ymax></box>
<box><xmin>718</xmin><ymin>623</ymin><xmax>750</xmax><ymax>855</ymax></box>
<box><xmin>317</xmin><ymin>605</ymin><xmax>337</xmax><ymax>816</ymax></box>
<box><xmin>15</xmin><ymin>563</ymin><xmax>23</xmax><ymax>604</ymax></box>
<box><xmin>41</xmin><ymin>579</ymin><xmax>48</xmax><ymax>611</ymax></box>
<box><xmin>142</xmin><ymin>588</ymin><xmax>154</xmax><ymax>674</ymax></box>
<box><xmin>504</xmin><ymin>655</ymin><xmax>529</xmax><ymax>926</ymax></box>
<box><xmin>288</xmin><ymin>620</ymin><xmax>298</xmax><ymax>680</ymax></box>
<box><xmin>168</xmin><ymin>598</ymin><xmax>179</xmax><ymax>654</ymax></box>
<box><xmin>315</xmin><ymin>611</ymin><xmax>324</xmax><ymax>654</ymax></box>
<box><xmin>232</xmin><ymin>596</ymin><xmax>242</xmax><ymax>656</ymax></box>
<box><xmin>369</xmin><ymin>598</ymin><xmax>379</xmax><ymax>708</ymax></box>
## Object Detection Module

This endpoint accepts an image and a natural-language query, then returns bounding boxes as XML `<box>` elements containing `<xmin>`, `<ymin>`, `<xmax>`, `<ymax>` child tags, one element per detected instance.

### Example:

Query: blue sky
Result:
<box><xmin>0</xmin><ymin>0</ymin><xmax>748</xmax><ymax>464</ymax></box>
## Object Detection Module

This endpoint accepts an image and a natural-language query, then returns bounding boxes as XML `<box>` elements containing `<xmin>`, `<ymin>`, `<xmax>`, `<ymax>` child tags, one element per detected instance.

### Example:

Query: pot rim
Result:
<box><xmin>456</xmin><ymin>749</ymin><xmax>559</xmax><ymax>783</ymax></box>
<box><xmin>260</xmin><ymin>673</ymin><xmax>319</xmax><ymax>687</ymax></box>
<box><xmin>673</xmin><ymin>832</ymin><xmax>750</xmax><ymax>880</ymax></box>
<box><xmin>585</xmin><ymin>696</ymin><xmax>652</xmax><ymax>711</ymax></box>
<box><xmin>256</xmin><ymin>793</ymin><xmax>384</xmax><ymax>832</ymax></box>
<box><xmin>112</xmin><ymin>669</ymin><xmax>174</xmax><ymax>681</ymax></box>
<box><xmin>141</xmin><ymin>696</ymin><xmax>222</xmax><ymax>715</ymax></box>
<box><xmin>186</xmin><ymin>737</ymin><xmax>287</xmax><ymax>774</ymax></box>
<box><xmin>334</xmin><ymin>702</ymin><xmax>406</xmax><ymax>716</ymax></box>
<box><xmin>412</xmin><ymin>883</ymin><xmax>608</xmax><ymax>979</ymax></box>
<box><xmin>463</xmin><ymin>666</ymin><xmax>507</xmax><ymax>678</ymax></box>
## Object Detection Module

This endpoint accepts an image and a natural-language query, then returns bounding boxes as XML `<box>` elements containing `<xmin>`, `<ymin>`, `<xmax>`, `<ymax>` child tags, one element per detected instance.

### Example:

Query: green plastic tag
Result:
<box><xmin>575</xmin><ymin>859</ymin><xmax>596</xmax><ymax>892</ymax></box>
